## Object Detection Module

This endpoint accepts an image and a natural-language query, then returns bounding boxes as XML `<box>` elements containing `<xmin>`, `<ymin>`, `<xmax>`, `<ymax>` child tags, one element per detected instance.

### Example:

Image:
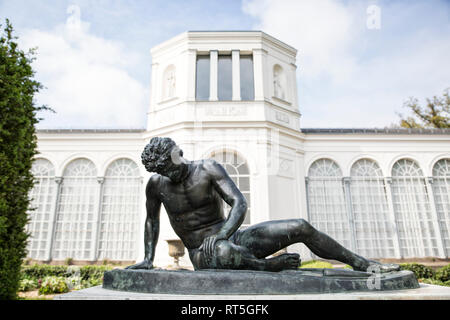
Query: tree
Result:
<box><xmin>397</xmin><ymin>88</ymin><xmax>450</xmax><ymax>129</ymax></box>
<box><xmin>0</xmin><ymin>19</ymin><xmax>49</xmax><ymax>299</ymax></box>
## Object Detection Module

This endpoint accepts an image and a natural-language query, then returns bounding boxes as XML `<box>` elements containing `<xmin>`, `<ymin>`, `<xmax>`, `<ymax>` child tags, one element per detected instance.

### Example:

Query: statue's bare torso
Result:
<box><xmin>149</xmin><ymin>160</ymin><xmax>228</xmax><ymax>249</ymax></box>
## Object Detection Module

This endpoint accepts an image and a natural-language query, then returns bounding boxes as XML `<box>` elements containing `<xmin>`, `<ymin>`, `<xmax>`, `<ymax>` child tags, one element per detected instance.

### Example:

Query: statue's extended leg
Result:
<box><xmin>235</xmin><ymin>219</ymin><xmax>399</xmax><ymax>273</ymax></box>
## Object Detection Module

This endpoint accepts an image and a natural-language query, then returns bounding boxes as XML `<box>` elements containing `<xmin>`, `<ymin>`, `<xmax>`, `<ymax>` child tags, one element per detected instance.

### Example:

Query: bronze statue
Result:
<box><xmin>126</xmin><ymin>137</ymin><xmax>399</xmax><ymax>273</ymax></box>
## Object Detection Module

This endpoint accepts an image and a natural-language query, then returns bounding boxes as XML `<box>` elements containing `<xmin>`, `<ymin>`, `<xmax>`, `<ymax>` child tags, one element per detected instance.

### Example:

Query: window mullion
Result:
<box><xmin>91</xmin><ymin>177</ymin><xmax>105</xmax><ymax>261</ymax></box>
<box><xmin>46</xmin><ymin>176</ymin><xmax>62</xmax><ymax>261</ymax></box>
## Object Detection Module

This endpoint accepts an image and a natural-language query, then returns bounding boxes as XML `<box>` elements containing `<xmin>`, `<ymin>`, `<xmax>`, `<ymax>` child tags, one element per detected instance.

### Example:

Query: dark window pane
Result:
<box><xmin>240</xmin><ymin>55</ymin><xmax>254</xmax><ymax>100</ymax></box>
<box><xmin>218</xmin><ymin>55</ymin><xmax>232</xmax><ymax>100</ymax></box>
<box><xmin>225</xmin><ymin>164</ymin><xmax>238</xmax><ymax>175</ymax></box>
<box><xmin>239</xmin><ymin>177</ymin><xmax>250</xmax><ymax>191</ymax></box>
<box><xmin>196</xmin><ymin>55</ymin><xmax>210</xmax><ymax>100</ymax></box>
<box><xmin>237</xmin><ymin>163</ymin><xmax>249</xmax><ymax>175</ymax></box>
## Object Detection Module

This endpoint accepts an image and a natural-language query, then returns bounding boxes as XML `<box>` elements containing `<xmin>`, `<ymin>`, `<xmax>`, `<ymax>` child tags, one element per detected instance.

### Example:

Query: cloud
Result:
<box><xmin>243</xmin><ymin>0</ymin><xmax>450</xmax><ymax>128</ymax></box>
<box><xmin>19</xmin><ymin>5</ymin><xmax>148</xmax><ymax>129</ymax></box>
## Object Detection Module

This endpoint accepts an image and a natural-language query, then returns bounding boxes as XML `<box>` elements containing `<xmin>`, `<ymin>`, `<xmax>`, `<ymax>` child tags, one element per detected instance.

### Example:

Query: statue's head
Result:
<box><xmin>141</xmin><ymin>137</ymin><xmax>186</xmax><ymax>182</ymax></box>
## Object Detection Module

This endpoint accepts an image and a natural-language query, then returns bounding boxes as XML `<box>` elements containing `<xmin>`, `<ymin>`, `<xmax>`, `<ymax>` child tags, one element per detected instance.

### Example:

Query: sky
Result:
<box><xmin>1</xmin><ymin>0</ymin><xmax>449</xmax><ymax>129</ymax></box>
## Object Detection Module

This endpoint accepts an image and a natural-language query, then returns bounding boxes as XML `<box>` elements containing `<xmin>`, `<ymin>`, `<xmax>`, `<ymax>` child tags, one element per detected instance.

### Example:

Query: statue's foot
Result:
<box><xmin>125</xmin><ymin>260</ymin><xmax>153</xmax><ymax>270</ymax></box>
<box><xmin>363</xmin><ymin>260</ymin><xmax>400</xmax><ymax>273</ymax></box>
<box><xmin>266</xmin><ymin>253</ymin><xmax>301</xmax><ymax>272</ymax></box>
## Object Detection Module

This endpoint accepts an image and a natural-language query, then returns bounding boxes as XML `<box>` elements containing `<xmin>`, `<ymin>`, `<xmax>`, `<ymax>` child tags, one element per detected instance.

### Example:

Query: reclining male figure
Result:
<box><xmin>127</xmin><ymin>137</ymin><xmax>399</xmax><ymax>273</ymax></box>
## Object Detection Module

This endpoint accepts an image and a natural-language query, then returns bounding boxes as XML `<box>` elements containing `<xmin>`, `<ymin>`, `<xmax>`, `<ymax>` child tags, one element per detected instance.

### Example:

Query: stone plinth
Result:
<box><xmin>102</xmin><ymin>268</ymin><xmax>419</xmax><ymax>295</ymax></box>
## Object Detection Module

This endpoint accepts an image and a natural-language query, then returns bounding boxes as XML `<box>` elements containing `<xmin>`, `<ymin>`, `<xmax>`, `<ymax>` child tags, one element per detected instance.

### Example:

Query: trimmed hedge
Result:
<box><xmin>79</xmin><ymin>265</ymin><xmax>112</xmax><ymax>281</ymax></box>
<box><xmin>21</xmin><ymin>265</ymin><xmax>68</xmax><ymax>279</ymax></box>
<box><xmin>399</xmin><ymin>263</ymin><xmax>435</xmax><ymax>279</ymax></box>
<box><xmin>21</xmin><ymin>264</ymin><xmax>113</xmax><ymax>280</ymax></box>
<box><xmin>399</xmin><ymin>263</ymin><xmax>450</xmax><ymax>287</ymax></box>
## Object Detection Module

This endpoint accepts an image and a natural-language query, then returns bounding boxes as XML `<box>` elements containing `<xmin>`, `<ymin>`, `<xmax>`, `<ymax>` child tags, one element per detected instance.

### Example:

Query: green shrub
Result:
<box><xmin>400</xmin><ymin>263</ymin><xmax>434</xmax><ymax>279</ymax></box>
<box><xmin>79</xmin><ymin>265</ymin><xmax>112</xmax><ymax>281</ymax></box>
<box><xmin>18</xmin><ymin>278</ymin><xmax>38</xmax><ymax>292</ymax></box>
<box><xmin>38</xmin><ymin>276</ymin><xmax>69</xmax><ymax>295</ymax></box>
<box><xmin>81</xmin><ymin>277</ymin><xmax>103</xmax><ymax>288</ymax></box>
<box><xmin>434</xmin><ymin>265</ymin><xmax>450</xmax><ymax>282</ymax></box>
<box><xmin>300</xmin><ymin>260</ymin><xmax>334</xmax><ymax>269</ymax></box>
<box><xmin>19</xmin><ymin>264</ymin><xmax>112</xmax><ymax>292</ymax></box>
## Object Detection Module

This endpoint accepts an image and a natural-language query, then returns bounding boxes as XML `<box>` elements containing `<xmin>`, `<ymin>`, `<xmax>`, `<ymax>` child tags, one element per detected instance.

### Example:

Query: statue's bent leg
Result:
<box><xmin>214</xmin><ymin>240</ymin><xmax>300</xmax><ymax>271</ymax></box>
<box><xmin>234</xmin><ymin>219</ymin><xmax>315</xmax><ymax>258</ymax></box>
<box><xmin>189</xmin><ymin>240</ymin><xmax>300</xmax><ymax>272</ymax></box>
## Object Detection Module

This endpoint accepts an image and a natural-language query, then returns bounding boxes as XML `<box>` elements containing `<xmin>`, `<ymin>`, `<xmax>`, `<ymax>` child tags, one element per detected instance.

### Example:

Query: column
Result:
<box><xmin>91</xmin><ymin>176</ymin><xmax>105</xmax><ymax>261</ymax></box>
<box><xmin>46</xmin><ymin>177</ymin><xmax>63</xmax><ymax>262</ymax></box>
<box><xmin>232</xmin><ymin>50</ymin><xmax>241</xmax><ymax>101</ymax></box>
<box><xmin>385</xmin><ymin>177</ymin><xmax>402</xmax><ymax>258</ymax></box>
<box><xmin>135</xmin><ymin>177</ymin><xmax>145</xmax><ymax>261</ymax></box>
<box><xmin>304</xmin><ymin>178</ymin><xmax>311</xmax><ymax>222</ymax></box>
<box><xmin>304</xmin><ymin>177</ymin><xmax>315</xmax><ymax>260</ymax></box>
<box><xmin>150</xmin><ymin>62</ymin><xmax>159</xmax><ymax>108</ymax></box>
<box><xmin>290</xmin><ymin>62</ymin><xmax>299</xmax><ymax>107</ymax></box>
<box><xmin>252</xmin><ymin>48</ymin><xmax>267</xmax><ymax>101</ymax></box>
<box><xmin>343</xmin><ymin>177</ymin><xmax>357</xmax><ymax>252</ymax></box>
<box><xmin>209</xmin><ymin>50</ymin><xmax>218</xmax><ymax>101</ymax></box>
<box><xmin>186</xmin><ymin>49</ymin><xmax>197</xmax><ymax>101</ymax></box>
<box><xmin>425</xmin><ymin>177</ymin><xmax>447</xmax><ymax>258</ymax></box>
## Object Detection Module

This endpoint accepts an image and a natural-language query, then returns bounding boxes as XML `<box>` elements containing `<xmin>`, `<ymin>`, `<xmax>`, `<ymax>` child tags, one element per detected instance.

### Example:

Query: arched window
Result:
<box><xmin>350</xmin><ymin>159</ymin><xmax>383</xmax><ymax>177</ymax></box>
<box><xmin>350</xmin><ymin>159</ymin><xmax>395</xmax><ymax>258</ymax></box>
<box><xmin>306</xmin><ymin>159</ymin><xmax>351</xmax><ymax>249</ymax></box>
<box><xmin>432</xmin><ymin>158</ymin><xmax>450</xmax><ymax>257</ymax></box>
<box><xmin>210</xmin><ymin>151</ymin><xmax>251</xmax><ymax>225</ymax></box>
<box><xmin>308</xmin><ymin>158</ymin><xmax>342</xmax><ymax>177</ymax></box>
<box><xmin>273</xmin><ymin>64</ymin><xmax>286</xmax><ymax>100</ymax></box>
<box><xmin>391</xmin><ymin>159</ymin><xmax>438</xmax><ymax>257</ymax></box>
<box><xmin>98</xmin><ymin>159</ymin><xmax>142</xmax><ymax>261</ymax></box>
<box><xmin>27</xmin><ymin>159</ymin><xmax>56</xmax><ymax>260</ymax></box>
<box><xmin>162</xmin><ymin>65</ymin><xmax>176</xmax><ymax>100</ymax></box>
<box><xmin>52</xmin><ymin>159</ymin><xmax>98</xmax><ymax>260</ymax></box>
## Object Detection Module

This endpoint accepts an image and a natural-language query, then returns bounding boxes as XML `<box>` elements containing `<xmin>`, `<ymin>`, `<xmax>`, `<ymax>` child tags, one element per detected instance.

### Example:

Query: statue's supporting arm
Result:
<box><xmin>126</xmin><ymin>176</ymin><xmax>161</xmax><ymax>270</ymax></box>
<box><xmin>143</xmin><ymin>191</ymin><xmax>161</xmax><ymax>266</ymax></box>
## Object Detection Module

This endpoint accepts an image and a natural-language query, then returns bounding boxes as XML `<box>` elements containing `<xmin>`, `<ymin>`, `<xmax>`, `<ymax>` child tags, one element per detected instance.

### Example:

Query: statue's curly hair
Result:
<box><xmin>141</xmin><ymin>137</ymin><xmax>183</xmax><ymax>173</ymax></box>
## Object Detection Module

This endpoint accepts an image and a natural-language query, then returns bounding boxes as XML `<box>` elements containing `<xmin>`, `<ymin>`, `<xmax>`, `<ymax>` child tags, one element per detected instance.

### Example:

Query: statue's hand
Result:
<box><xmin>125</xmin><ymin>259</ymin><xmax>153</xmax><ymax>270</ymax></box>
<box><xmin>199</xmin><ymin>233</ymin><xmax>227</xmax><ymax>260</ymax></box>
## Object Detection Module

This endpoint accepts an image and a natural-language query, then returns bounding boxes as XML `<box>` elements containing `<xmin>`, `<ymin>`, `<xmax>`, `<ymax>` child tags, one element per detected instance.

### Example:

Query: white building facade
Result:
<box><xmin>27</xmin><ymin>31</ymin><xmax>450</xmax><ymax>267</ymax></box>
